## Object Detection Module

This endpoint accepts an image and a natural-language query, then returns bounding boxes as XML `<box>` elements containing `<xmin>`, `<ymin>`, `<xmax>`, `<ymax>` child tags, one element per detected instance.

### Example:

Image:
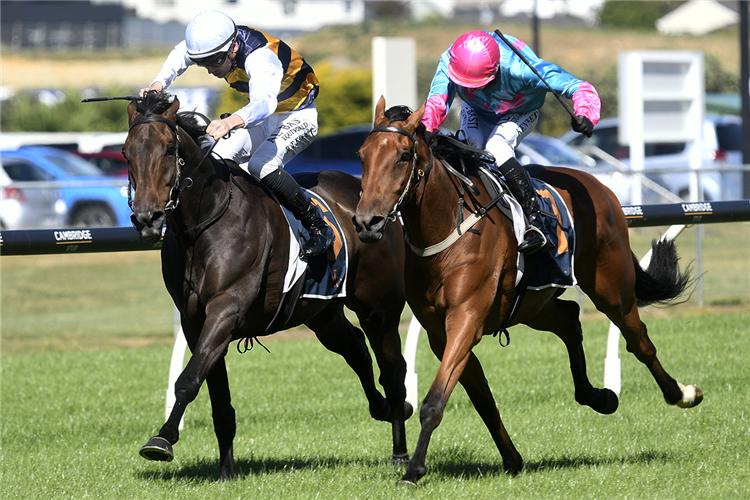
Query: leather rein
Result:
<box><xmin>128</xmin><ymin>114</ymin><xmax>240</xmax><ymax>235</ymax></box>
<box><xmin>368</xmin><ymin>126</ymin><xmax>505</xmax><ymax>257</ymax></box>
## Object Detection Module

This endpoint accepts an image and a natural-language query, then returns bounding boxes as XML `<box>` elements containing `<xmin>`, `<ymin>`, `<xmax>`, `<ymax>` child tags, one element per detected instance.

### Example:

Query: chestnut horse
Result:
<box><xmin>123</xmin><ymin>91</ymin><xmax>410</xmax><ymax>480</ymax></box>
<box><xmin>353</xmin><ymin>97</ymin><xmax>701</xmax><ymax>486</ymax></box>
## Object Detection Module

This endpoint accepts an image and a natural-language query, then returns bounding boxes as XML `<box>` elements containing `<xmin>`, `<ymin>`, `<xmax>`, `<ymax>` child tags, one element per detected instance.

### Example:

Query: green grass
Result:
<box><xmin>2</xmin><ymin>223</ymin><xmax>750</xmax><ymax>498</ymax></box>
<box><xmin>2</xmin><ymin>314</ymin><xmax>750</xmax><ymax>499</ymax></box>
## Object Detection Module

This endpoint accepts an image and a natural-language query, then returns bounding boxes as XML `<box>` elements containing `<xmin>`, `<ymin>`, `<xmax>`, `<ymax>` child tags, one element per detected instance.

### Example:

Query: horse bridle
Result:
<box><xmin>368</xmin><ymin>125</ymin><xmax>433</xmax><ymax>225</ymax></box>
<box><xmin>128</xmin><ymin>115</ymin><xmax>187</xmax><ymax>216</ymax></box>
<box><xmin>128</xmin><ymin>114</ymin><xmax>216</xmax><ymax>216</ymax></box>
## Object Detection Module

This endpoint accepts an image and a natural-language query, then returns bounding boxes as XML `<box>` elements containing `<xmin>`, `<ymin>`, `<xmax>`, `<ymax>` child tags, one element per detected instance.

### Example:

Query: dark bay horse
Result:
<box><xmin>123</xmin><ymin>91</ymin><xmax>410</xmax><ymax>480</ymax></box>
<box><xmin>353</xmin><ymin>97</ymin><xmax>701</xmax><ymax>486</ymax></box>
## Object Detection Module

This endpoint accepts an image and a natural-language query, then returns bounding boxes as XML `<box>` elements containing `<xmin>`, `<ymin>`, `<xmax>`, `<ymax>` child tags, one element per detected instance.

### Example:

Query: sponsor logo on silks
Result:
<box><xmin>54</xmin><ymin>229</ymin><xmax>93</xmax><ymax>244</ymax></box>
<box><xmin>622</xmin><ymin>205</ymin><xmax>644</xmax><ymax>217</ymax></box>
<box><xmin>681</xmin><ymin>202</ymin><xmax>712</xmax><ymax>214</ymax></box>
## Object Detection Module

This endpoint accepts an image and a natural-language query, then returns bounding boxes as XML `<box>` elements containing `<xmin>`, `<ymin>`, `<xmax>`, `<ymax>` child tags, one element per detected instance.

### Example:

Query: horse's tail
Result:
<box><xmin>633</xmin><ymin>239</ymin><xmax>693</xmax><ymax>308</ymax></box>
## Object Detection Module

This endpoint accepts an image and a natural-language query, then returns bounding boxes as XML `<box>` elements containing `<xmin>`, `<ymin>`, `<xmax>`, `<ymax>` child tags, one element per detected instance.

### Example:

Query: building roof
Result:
<box><xmin>656</xmin><ymin>0</ymin><xmax>739</xmax><ymax>35</ymax></box>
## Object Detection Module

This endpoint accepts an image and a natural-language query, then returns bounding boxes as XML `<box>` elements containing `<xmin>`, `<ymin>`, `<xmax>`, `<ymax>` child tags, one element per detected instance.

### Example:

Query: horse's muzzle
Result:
<box><xmin>131</xmin><ymin>210</ymin><xmax>165</xmax><ymax>241</ymax></box>
<box><xmin>352</xmin><ymin>213</ymin><xmax>386</xmax><ymax>244</ymax></box>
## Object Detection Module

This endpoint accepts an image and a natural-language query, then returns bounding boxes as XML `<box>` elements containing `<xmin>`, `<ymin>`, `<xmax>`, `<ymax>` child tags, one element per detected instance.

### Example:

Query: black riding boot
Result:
<box><xmin>261</xmin><ymin>169</ymin><xmax>335</xmax><ymax>257</ymax></box>
<box><xmin>497</xmin><ymin>157</ymin><xmax>555</xmax><ymax>254</ymax></box>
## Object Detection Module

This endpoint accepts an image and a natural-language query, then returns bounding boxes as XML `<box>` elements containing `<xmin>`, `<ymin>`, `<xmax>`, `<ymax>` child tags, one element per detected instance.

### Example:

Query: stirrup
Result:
<box><xmin>301</xmin><ymin>224</ymin><xmax>334</xmax><ymax>257</ymax></box>
<box><xmin>517</xmin><ymin>225</ymin><xmax>553</xmax><ymax>255</ymax></box>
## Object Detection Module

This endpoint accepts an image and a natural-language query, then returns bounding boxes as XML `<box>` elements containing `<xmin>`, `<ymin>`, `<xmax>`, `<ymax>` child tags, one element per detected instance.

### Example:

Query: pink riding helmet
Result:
<box><xmin>448</xmin><ymin>31</ymin><xmax>501</xmax><ymax>88</ymax></box>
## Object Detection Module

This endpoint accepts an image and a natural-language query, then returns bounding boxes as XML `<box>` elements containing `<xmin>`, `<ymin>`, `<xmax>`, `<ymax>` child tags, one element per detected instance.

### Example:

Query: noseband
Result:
<box><xmin>128</xmin><ymin>115</ymin><xmax>187</xmax><ymax>216</ymax></box>
<box><xmin>368</xmin><ymin>125</ymin><xmax>433</xmax><ymax>225</ymax></box>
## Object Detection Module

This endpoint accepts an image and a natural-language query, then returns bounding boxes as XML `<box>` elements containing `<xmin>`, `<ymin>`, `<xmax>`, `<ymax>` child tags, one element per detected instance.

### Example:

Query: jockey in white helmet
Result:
<box><xmin>141</xmin><ymin>10</ymin><xmax>333</xmax><ymax>258</ymax></box>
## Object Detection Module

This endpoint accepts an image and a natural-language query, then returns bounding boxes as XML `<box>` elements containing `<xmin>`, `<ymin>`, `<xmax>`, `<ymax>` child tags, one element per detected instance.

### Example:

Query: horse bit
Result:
<box><xmin>367</xmin><ymin>125</ymin><xmax>434</xmax><ymax>225</ymax></box>
<box><xmin>127</xmin><ymin>115</ymin><xmax>189</xmax><ymax>216</ymax></box>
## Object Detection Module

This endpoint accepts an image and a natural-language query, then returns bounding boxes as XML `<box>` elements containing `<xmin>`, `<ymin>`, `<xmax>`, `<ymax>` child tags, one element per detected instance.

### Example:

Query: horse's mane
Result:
<box><xmin>137</xmin><ymin>90</ymin><xmax>207</xmax><ymax>142</ymax></box>
<box><xmin>383</xmin><ymin>105</ymin><xmax>493</xmax><ymax>176</ymax></box>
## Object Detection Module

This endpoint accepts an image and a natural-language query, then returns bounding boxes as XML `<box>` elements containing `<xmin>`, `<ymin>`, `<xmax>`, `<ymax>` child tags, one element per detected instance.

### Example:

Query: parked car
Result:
<box><xmin>285</xmin><ymin>124</ymin><xmax>368</xmax><ymax>177</ymax></box>
<box><xmin>0</xmin><ymin>158</ymin><xmax>67</xmax><ymax>229</ymax></box>
<box><xmin>559</xmin><ymin>115</ymin><xmax>745</xmax><ymax>201</ymax></box>
<box><xmin>517</xmin><ymin>133</ymin><xmax>596</xmax><ymax>168</ymax></box>
<box><xmin>286</xmin><ymin>126</ymin><xmax>609</xmax><ymax>196</ymax></box>
<box><xmin>0</xmin><ymin>146</ymin><xmax>131</xmax><ymax>227</ymax></box>
<box><xmin>73</xmin><ymin>150</ymin><xmax>129</xmax><ymax>178</ymax></box>
<box><xmin>516</xmin><ymin>133</ymin><xmax>634</xmax><ymax>203</ymax></box>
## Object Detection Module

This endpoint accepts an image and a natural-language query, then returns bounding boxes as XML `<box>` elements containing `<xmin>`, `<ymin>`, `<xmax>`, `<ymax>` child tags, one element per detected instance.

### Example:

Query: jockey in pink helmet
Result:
<box><xmin>422</xmin><ymin>30</ymin><xmax>600</xmax><ymax>254</ymax></box>
<box><xmin>447</xmin><ymin>31</ymin><xmax>501</xmax><ymax>88</ymax></box>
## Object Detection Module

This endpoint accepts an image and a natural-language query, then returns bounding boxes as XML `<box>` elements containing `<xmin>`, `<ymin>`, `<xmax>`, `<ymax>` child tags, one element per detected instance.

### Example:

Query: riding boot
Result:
<box><xmin>497</xmin><ymin>157</ymin><xmax>555</xmax><ymax>255</ymax></box>
<box><xmin>261</xmin><ymin>168</ymin><xmax>335</xmax><ymax>257</ymax></box>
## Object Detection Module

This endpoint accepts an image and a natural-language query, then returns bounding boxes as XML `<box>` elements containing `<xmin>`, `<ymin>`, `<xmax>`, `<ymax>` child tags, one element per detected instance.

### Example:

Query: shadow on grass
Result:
<box><xmin>411</xmin><ymin>449</ymin><xmax>671</xmax><ymax>481</ymax></box>
<box><xmin>136</xmin><ymin>454</ymin><xmax>396</xmax><ymax>483</ymax></box>
<box><xmin>135</xmin><ymin>449</ymin><xmax>670</xmax><ymax>483</ymax></box>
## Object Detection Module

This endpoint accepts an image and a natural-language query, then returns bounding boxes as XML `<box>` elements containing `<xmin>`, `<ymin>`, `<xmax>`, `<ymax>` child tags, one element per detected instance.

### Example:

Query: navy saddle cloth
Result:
<box><xmin>524</xmin><ymin>179</ymin><xmax>576</xmax><ymax>290</ymax></box>
<box><xmin>280</xmin><ymin>189</ymin><xmax>348</xmax><ymax>299</ymax></box>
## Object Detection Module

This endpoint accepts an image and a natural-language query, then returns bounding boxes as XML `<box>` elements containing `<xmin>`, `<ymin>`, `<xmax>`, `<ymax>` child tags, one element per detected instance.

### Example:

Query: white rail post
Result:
<box><xmin>403</xmin><ymin>315</ymin><xmax>422</xmax><ymax>409</ymax></box>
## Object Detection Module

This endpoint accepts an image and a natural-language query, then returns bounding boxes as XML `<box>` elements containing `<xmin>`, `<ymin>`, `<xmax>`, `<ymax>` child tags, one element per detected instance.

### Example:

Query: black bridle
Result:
<box><xmin>368</xmin><ymin>125</ymin><xmax>434</xmax><ymax>225</ymax></box>
<box><xmin>127</xmin><ymin>114</ymin><xmax>239</xmax><ymax>235</ymax></box>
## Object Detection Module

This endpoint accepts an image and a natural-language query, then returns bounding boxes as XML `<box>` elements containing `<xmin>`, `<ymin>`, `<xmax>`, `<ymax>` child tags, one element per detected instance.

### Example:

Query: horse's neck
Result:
<box><xmin>170</xmin><ymin>149</ymin><xmax>231</xmax><ymax>230</ymax></box>
<box><xmin>400</xmin><ymin>157</ymin><xmax>462</xmax><ymax>250</ymax></box>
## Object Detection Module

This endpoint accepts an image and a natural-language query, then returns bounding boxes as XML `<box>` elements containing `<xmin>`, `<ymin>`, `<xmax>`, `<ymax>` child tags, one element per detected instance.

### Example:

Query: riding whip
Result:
<box><xmin>81</xmin><ymin>96</ymin><xmax>142</xmax><ymax>102</ymax></box>
<box><xmin>493</xmin><ymin>29</ymin><xmax>576</xmax><ymax>120</ymax></box>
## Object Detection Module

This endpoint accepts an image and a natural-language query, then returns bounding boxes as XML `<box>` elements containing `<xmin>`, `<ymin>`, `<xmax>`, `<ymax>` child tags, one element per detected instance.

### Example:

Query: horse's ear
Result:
<box><xmin>373</xmin><ymin>96</ymin><xmax>387</xmax><ymax>127</ymax></box>
<box><xmin>164</xmin><ymin>97</ymin><xmax>181</xmax><ymax>122</ymax></box>
<box><xmin>127</xmin><ymin>100</ymin><xmax>140</xmax><ymax>125</ymax></box>
<box><xmin>405</xmin><ymin>103</ymin><xmax>426</xmax><ymax>132</ymax></box>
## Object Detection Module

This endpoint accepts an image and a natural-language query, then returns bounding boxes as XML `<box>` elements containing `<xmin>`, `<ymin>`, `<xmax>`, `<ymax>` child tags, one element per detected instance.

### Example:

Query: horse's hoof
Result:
<box><xmin>598</xmin><ymin>388</ymin><xmax>619</xmax><ymax>414</ymax></box>
<box><xmin>580</xmin><ymin>388</ymin><xmax>619</xmax><ymax>415</ymax></box>
<box><xmin>403</xmin><ymin>401</ymin><xmax>414</xmax><ymax>421</ymax></box>
<box><xmin>674</xmin><ymin>384</ymin><xmax>703</xmax><ymax>408</ymax></box>
<box><xmin>370</xmin><ymin>401</ymin><xmax>391</xmax><ymax>422</ymax></box>
<box><xmin>396</xmin><ymin>479</ymin><xmax>418</xmax><ymax>488</ymax></box>
<box><xmin>391</xmin><ymin>453</ymin><xmax>410</xmax><ymax>465</ymax></box>
<box><xmin>139</xmin><ymin>436</ymin><xmax>174</xmax><ymax>462</ymax></box>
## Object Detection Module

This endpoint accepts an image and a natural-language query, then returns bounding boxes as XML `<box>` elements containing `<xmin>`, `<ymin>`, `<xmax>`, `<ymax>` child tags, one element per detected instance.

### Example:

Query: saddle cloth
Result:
<box><xmin>262</xmin><ymin>189</ymin><xmax>348</xmax><ymax>334</ymax></box>
<box><xmin>523</xmin><ymin>178</ymin><xmax>576</xmax><ymax>290</ymax></box>
<box><xmin>478</xmin><ymin>168</ymin><xmax>575</xmax><ymax>290</ymax></box>
<box><xmin>280</xmin><ymin>189</ymin><xmax>348</xmax><ymax>299</ymax></box>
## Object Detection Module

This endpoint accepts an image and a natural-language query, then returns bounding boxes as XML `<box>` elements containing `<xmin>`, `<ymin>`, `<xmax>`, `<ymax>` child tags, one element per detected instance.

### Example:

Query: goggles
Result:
<box><xmin>190</xmin><ymin>50</ymin><xmax>230</xmax><ymax>68</ymax></box>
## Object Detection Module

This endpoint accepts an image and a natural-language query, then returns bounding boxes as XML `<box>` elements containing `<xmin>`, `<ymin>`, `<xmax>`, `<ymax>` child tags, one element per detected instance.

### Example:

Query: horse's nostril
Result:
<box><xmin>367</xmin><ymin>216</ymin><xmax>386</xmax><ymax>232</ymax></box>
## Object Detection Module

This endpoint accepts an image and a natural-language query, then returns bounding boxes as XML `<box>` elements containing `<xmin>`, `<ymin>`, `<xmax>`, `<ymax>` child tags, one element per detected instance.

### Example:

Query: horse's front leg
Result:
<box><xmin>139</xmin><ymin>311</ymin><xmax>237</xmax><ymax>478</ymax></box>
<box><xmin>399</xmin><ymin>311</ymin><xmax>482</xmax><ymax>487</ymax></box>
<box><xmin>205</xmin><ymin>356</ymin><xmax>236</xmax><ymax>480</ymax></box>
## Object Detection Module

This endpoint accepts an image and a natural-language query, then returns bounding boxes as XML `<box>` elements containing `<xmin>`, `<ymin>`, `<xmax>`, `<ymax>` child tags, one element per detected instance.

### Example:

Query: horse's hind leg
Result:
<box><xmin>579</xmin><ymin>249</ymin><xmax>702</xmax><ymax>409</ymax></box>
<box><xmin>306</xmin><ymin>306</ymin><xmax>408</xmax><ymax>461</ymax></box>
<box><xmin>525</xmin><ymin>298</ymin><xmax>618</xmax><ymax>414</ymax></box>
<box><xmin>353</xmin><ymin>302</ymin><xmax>410</xmax><ymax>462</ymax></box>
<box><xmin>605</xmin><ymin>302</ymin><xmax>702</xmax><ymax>408</ymax></box>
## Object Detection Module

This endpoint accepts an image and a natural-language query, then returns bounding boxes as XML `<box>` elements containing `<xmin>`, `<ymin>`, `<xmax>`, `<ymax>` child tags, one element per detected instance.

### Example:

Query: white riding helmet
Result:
<box><xmin>185</xmin><ymin>10</ymin><xmax>238</xmax><ymax>64</ymax></box>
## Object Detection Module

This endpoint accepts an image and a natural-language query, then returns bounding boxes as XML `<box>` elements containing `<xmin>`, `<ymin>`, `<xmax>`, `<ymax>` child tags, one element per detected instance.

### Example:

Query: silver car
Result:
<box><xmin>1</xmin><ymin>156</ymin><xmax>67</xmax><ymax>229</ymax></box>
<box><xmin>559</xmin><ymin>115</ymin><xmax>745</xmax><ymax>202</ymax></box>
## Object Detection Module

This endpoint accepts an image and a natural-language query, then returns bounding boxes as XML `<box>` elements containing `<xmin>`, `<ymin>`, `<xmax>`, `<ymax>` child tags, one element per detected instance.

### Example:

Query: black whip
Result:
<box><xmin>494</xmin><ymin>29</ymin><xmax>576</xmax><ymax>120</ymax></box>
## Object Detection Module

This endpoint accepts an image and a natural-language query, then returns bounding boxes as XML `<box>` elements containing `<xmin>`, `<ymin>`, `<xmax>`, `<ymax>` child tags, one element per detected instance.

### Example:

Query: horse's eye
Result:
<box><xmin>400</xmin><ymin>151</ymin><xmax>411</xmax><ymax>163</ymax></box>
<box><xmin>166</xmin><ymin>144</ymin><xmax>176</xmax><ymax>156</ymax></box>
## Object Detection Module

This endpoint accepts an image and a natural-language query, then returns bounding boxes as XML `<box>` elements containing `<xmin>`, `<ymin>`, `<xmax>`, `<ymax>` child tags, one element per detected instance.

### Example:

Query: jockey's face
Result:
<box><xmin>205</xmin><ymin>41</ymin><xmax>238</xmax><ymax>79</ymax></box>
